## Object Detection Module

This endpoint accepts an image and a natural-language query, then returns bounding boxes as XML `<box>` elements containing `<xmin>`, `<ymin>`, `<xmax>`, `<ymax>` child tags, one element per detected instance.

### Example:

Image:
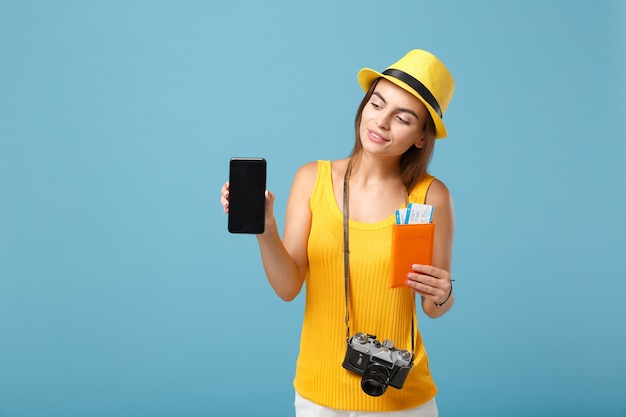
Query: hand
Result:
<box><xmin>405</xmin><ymin>264</ymin><xmax>453</xmax><ymax>305</ymax></box>
<box><xmin>220</xmin><ymin>181</ymin><xmax>276</xmax><ymax>225</ymax></box>
<box><xmin>220</xmin><ymin>181</ymin><xmax>230</xmax><ymax>213</ymax></box>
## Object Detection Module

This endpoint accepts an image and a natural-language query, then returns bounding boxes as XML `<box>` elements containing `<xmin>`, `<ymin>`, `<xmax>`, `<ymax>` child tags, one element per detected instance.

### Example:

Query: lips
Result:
<box><xmin>367</xmin><ymin>128</ymin><xmax>389</xmax><ymax>143</ymax></box>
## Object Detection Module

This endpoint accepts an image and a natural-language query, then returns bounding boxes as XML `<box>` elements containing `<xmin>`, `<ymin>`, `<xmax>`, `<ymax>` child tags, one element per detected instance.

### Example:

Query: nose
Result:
<box><xmin>376</xmin><ymin>111</ymin><xmax>391</xmax><ymax>130</ymax></box>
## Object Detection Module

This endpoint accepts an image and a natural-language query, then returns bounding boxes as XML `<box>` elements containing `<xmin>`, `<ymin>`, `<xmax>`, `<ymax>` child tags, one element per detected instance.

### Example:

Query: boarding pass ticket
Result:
<box><xmin>395</xmin><ymin>203</ymin><xmax>434</xmax><ymax>224</ymax></box>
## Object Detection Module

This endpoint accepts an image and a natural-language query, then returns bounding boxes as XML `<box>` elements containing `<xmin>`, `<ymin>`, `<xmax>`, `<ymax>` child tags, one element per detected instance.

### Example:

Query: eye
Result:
<box><xmin>370</xmin><ymin>100</ymin><xmax>382</xmax><ymax>109</ymax></box>
<box><xmin>396</xmin><ymin>114</ymin><xmax>411</xmax><ymax>125</ymax></box>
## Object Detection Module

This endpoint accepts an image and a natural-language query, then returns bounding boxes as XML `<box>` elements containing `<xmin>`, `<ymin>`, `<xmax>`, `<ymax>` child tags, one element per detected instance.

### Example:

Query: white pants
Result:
<box><xmin>294</xmin><ymin>392</ymin><xmax>438</xmax><ymax>417</ymax></box>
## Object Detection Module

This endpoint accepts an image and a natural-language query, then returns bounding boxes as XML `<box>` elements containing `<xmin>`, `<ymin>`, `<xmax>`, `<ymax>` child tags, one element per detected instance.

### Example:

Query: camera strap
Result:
<box><xmin>342</xmin><ymin>158</ymin><xmax>416</xmax><ymax>354</ymax></box>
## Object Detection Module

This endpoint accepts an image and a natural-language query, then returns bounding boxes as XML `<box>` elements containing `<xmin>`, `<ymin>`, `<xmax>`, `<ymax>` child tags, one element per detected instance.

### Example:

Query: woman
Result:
<box><xmin>221</xmin><ymin>49</ymin><xmax>456</xmax><ymax>416</ymax></box>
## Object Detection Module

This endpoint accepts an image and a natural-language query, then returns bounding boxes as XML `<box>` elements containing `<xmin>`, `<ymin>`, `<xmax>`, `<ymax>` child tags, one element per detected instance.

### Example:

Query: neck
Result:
<box><xmin>348</xmin><ymin>153</ymin><xmax>402</xmax><ymax>184</ymax></box>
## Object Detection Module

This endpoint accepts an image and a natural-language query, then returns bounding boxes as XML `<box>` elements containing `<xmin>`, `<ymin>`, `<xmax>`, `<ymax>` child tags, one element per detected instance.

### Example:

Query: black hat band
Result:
<box><xmin>383</xmin><ymin>69</ymin><xmax>442</xmax><ymax>118</ymax></box>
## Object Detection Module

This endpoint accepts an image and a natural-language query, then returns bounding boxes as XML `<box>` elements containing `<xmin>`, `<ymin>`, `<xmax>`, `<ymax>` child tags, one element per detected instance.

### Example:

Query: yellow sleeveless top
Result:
<box><xmin>293</xmin><ymin>160</ymin><xmax>438</xmax><ymax>411</ymax></box>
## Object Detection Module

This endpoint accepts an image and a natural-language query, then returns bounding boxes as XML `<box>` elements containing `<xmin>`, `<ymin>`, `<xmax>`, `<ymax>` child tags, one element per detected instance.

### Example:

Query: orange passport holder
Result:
<box><xmin>390</xmin><ymin>223</ymin><xmax>435</xmax><ymax>288</ymax></box>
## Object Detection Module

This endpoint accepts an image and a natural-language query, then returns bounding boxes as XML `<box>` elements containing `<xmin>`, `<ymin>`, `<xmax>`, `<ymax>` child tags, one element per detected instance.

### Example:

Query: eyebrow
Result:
<box><xmin>372</xmin><ymin>92</ymin><xmax>420</xmax><ymax>120</ymax></box>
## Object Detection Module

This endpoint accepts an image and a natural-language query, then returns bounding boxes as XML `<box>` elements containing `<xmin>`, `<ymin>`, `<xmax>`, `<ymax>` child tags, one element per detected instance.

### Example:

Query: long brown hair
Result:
<box><xmin>350</xmin><ymin>78</ymin><xmax>437</xmax><ymax>193</ymax></box>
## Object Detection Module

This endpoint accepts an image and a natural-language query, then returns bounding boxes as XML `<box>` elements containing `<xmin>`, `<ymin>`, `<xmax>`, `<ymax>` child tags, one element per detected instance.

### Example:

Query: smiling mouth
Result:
<box><xmin>368</xmin><ymin>129</ymin><xmax>389</xmax><ymax>142</ymax></box>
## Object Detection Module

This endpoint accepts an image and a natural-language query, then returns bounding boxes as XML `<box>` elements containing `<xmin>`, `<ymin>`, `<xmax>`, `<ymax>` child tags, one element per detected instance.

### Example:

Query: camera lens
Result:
<box><xmin>361</xmin><ymin>362</ymin><xmax>391</xmax><ymax>397</ymax></box>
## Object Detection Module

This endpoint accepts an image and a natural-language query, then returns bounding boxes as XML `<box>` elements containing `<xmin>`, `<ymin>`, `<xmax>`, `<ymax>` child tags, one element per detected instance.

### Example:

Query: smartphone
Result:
<box><xmin>228</xmin><ymin>157</ymin><xmax>267</xmax><ymax>234</ymax></box>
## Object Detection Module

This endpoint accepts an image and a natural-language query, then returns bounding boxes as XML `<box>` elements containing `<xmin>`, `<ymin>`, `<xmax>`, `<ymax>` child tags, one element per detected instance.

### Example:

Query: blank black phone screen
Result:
<box><xmin>228</xmin><ymin>157</ymin><xmax>266</xmax><ymax>234</ymax></box>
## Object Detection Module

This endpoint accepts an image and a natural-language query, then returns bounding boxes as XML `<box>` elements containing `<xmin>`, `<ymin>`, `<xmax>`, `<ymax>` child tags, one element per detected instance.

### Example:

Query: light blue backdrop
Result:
<box><xmin>1</xmin><ymin>1</ymin><xmax>624</xmax><ymax>416</ymax></box>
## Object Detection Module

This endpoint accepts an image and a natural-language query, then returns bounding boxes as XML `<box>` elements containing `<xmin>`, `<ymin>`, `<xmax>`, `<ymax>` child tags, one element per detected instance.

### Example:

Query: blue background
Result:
<box><xmin>1</xmin><ymin>1</ymin><xmax>625</xmax><ymax>416</ymax></box>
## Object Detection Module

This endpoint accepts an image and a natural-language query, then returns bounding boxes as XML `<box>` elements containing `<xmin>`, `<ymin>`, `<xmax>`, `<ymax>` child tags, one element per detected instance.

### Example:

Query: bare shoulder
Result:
<box><xmin>427</xmin><ymin>178</ymin><xmax>455</xmax><ymax>240</ymax></box>
<box><xmin>330</xmin><ymin>158</ymin><xmax>350</xmax><ymax>173</ymax></box>
<box><xmin>289</xmin><ymin>160</ymin><xmax>319</xmax><ymax>197</ymax></box>
<box><xmin>295</xmin><ymin>160</ymin><xmax>319</xmax><ymax>178</ymax></box>
<box><xmin>293</xmin><ymin>160</ymin><xmax>319</xmax><ymax>184</ymax></box>
<box><xmin>291</xmin><ymin>159</ymin><xmax>349</xmax><ymax>195</ymax></box>
<box><xmin>425</xmin><ymin>178</ymin><xmax>453</xmax><ymax>208</ymax></box>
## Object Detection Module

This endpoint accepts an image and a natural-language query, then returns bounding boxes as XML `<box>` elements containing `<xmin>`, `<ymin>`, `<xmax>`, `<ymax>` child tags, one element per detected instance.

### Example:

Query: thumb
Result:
<box><xmin>264</xmin><ymin>190</ymin><xmax>275</xmax><ymax>213</ymax></box>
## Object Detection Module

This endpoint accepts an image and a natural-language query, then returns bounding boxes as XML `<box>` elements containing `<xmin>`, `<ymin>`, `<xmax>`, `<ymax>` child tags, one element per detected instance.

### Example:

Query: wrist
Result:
<box><xmin>434</xmin><ymin>281</ymin><xmax>454</xmax><ymax>308</ymax></box>
<box><xmin>257</xmin><ymin>217</ymin><xmax>278</xmax><ymax>237</ymax></box>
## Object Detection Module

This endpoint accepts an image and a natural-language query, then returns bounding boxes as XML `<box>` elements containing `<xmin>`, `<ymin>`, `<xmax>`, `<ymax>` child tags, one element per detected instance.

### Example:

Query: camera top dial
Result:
<box><xmin>354</xmin><ymin>332</ymin><xmax>370</xmax><ymax>344</ymax></box>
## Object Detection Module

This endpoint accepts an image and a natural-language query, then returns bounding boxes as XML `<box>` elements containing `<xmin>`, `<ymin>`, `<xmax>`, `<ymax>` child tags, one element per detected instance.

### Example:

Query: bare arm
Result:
<box><xmin>221</xmin><ymin>162</ymin><xmax>317</xmax><ymax>301</ymax></box>
<box><xmin>405</xmin><ymin>179</ymin><xmax>455</xmax><ymax>318</ymax></box>
<box><xmin>257</xmin><ymin>162</ymin><xmax>318</xmax><ymax>300</ymax></box>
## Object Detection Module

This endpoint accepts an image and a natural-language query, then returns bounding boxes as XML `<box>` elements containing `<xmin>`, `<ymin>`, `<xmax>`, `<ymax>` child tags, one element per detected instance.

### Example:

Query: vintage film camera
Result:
<box><xmin>342</xmin><ymin>332</ymin><xmax>414</xmax><ymax>396</ymax></box>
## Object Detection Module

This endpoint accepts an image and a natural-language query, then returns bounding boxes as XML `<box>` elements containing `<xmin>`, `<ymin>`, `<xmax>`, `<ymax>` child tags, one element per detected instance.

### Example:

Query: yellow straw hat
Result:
<box><xmin>358</xmin><ymin>49</ymin><xmax>455</xmax><ymax>139</ymax></box>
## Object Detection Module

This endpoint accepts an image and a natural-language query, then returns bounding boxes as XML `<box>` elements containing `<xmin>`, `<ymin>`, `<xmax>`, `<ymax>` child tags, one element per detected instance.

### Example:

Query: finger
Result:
<box><xmin>264</xmin><ymin>190</ymin><xmax>276</xmax><ymax>206</ymax></box>
<box><xmin>264</xmin><ymin>190</ymin><xmax>276</xmax><ymax>216</ymax></box>
<box><xmin>406</xmin><ymin>272</ymin><xmax>438</xmax><ymax>287</ymax></box>
<box><xmin>220</xmin><ymin>198</ymin><xmax>229</xmax><ymax>213</ymax></box>
<box><xmin>220</xmin><ymin>182</ymin><xmax>230</xmax><ymax>213</ymax></box>
<box><xmin>220</xmin><ymin>182</ymin><xmax>230</xmax><ymax>209</ymax></box>
<box><xmin>407</xmin><ymin>283</ymin><xmax>439</xmax><ymax>302</ymax></box>
<box><xmin>410</xmin><ymin>264</ymin><xmax>437</xmax><ymax>275</ymax></box>
<box><xmin>409</xmin><ymin>284</ymin><xmax>447</xmax><ymax>304</ymax></box>
<box><xmin>406</xmin><ymin>273</ymin><xmax>452</xmax><ymax>298</ymax></box>
<box><xmin>411</xmin><ymin>264</ymin><xmax>450</xmax><ymax>281</ymax></box>
<box><xmin>405</xmin><ymin>276</ymin><xmax>436</xmax><ymax>294</ymax></box>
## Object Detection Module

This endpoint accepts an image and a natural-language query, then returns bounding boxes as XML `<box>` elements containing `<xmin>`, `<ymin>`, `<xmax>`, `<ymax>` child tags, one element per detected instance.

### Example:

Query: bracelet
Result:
<box><xmin>434</xmin><ymin>281</ymin><xmax>454</xmax><ymax>308</ymax></box>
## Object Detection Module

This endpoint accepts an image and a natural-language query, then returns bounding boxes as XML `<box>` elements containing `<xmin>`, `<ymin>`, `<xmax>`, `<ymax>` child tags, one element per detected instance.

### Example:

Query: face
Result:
<box><xmin>358</xmin><ymin>78</ymin><xmax>429</xmax><ymax>156</ymax></box>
